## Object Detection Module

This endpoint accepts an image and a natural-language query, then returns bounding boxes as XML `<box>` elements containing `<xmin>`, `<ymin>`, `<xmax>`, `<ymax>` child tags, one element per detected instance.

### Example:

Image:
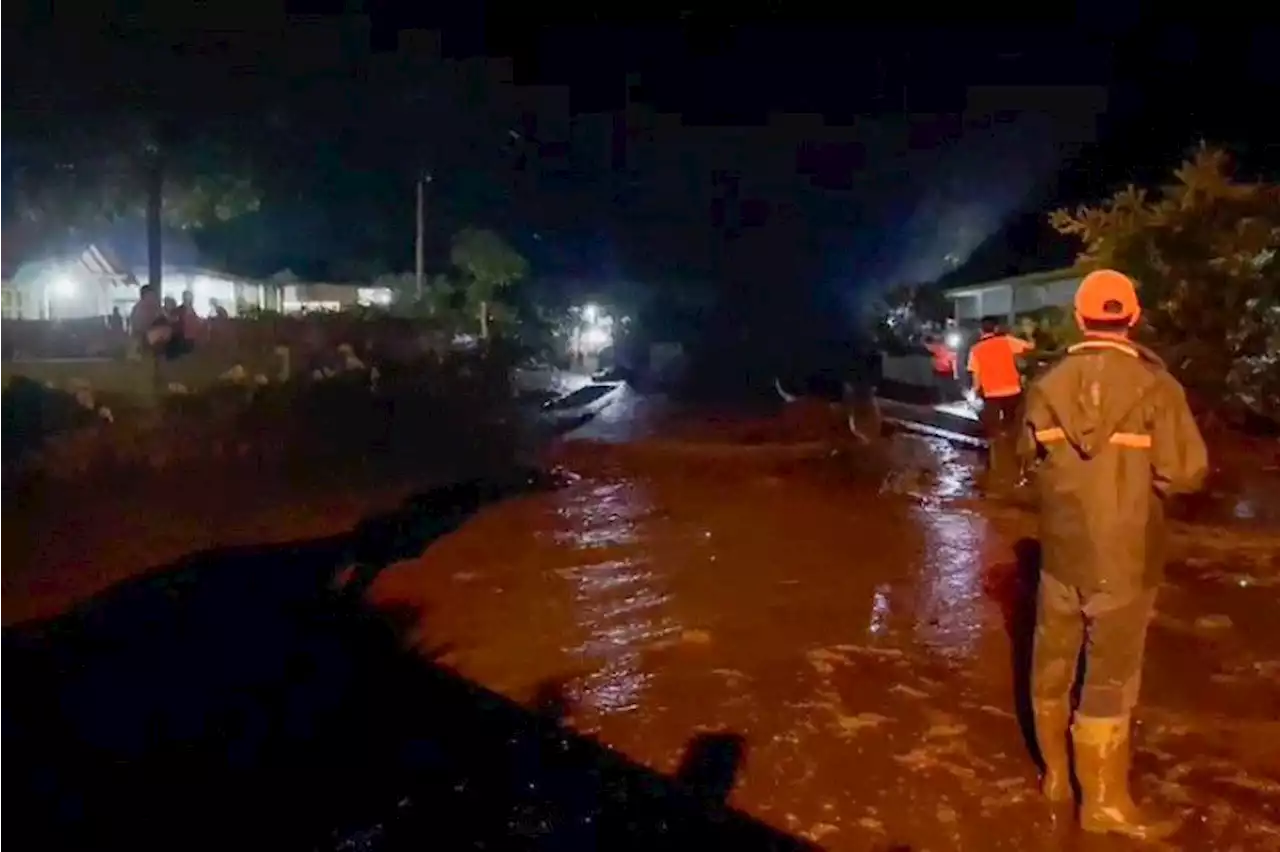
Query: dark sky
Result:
<box><xmin>5</xmin><ymin>8</ymin><xmax>1279</xmax><ymax>332</ymax></box>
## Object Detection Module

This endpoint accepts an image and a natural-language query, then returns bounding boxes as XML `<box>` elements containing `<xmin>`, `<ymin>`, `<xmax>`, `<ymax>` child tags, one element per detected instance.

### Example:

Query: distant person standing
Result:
<box><xmin>166</xmin><ymin>290</ymin><xmax>201</xmax><ymax>357</ymax></box>
<box><xmin>1018</xmin><ymin>269</ymin><xmax>1207</xmax><ymax>839</ymax></box>
<box><xmin>128</xmin><ymin>285</ymin><xmax>163</xmax><ymax>357</ymax></box>
<box><xmin>107</xmin><ymin>306</ymin><xmax>125</xmax><ymax>336</ymax></box>
<box><xmin>924</xmin><ymin>334</ymin><xmax>957</xmax><ymax>403</ymax></box>
<box><xmin>967</xmin><ymin>319</ymin><xmax>1032</xmax><ymax>484</ymax></box>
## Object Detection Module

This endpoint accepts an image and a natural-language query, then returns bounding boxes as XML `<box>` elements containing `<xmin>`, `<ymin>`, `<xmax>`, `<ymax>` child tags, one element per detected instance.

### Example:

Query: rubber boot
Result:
<box><xmin>1073</xmin><ymin>716</ymin><xmax>1178</xmax><ymax>840</ymax></box>
<box><xmin>1032</xmin><ymin>699</ymin><xmax>1073</xmax><ymax>802</ymax></box>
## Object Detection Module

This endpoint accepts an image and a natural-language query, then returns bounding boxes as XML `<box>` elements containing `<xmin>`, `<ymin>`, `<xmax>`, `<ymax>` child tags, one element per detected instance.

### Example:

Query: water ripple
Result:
<box><xmin>551</xmin><ymin>477</ymin><xmax>679</xmax><ymax>714</ymax></box>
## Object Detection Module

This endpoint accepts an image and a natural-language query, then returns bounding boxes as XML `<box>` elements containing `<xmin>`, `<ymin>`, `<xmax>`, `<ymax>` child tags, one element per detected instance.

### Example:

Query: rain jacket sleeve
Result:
<box><xmin>1148</xmin><ymin>375</ymin><xmax>1209</xmax><ymax>497</ymax></box>
<box><xmin>1016</xmin><ymin>383</ymin><xmax>1050</xmax><ymax>465</ymax></box>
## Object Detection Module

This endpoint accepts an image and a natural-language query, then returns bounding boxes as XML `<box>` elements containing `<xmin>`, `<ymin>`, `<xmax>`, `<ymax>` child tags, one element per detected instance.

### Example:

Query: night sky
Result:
<box><xmin>4</xmin><ymin>8</ymin><xmax>1279</xmax><ymax>336</ymax></box>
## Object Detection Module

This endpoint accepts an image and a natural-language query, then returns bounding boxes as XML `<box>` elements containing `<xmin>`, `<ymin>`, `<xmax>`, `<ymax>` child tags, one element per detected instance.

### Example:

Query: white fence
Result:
<box><xmin>880</xmin><ymin>353</ymin><xmax>936</xmax><ymax>389</ymax></box>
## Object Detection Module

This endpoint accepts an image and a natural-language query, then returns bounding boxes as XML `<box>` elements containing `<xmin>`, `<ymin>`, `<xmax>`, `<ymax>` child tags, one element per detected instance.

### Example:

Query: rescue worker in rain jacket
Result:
<box><xmin>1017</xmin><ymin>269</ymin><xmax>1208</xmax><ymax>840</ymax></box>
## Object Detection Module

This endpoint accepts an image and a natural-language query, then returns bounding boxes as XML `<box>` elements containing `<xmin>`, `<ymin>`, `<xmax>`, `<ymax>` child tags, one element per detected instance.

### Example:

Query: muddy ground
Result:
<box><xmin>5</xmin><ymin>395</ymin><xmax>1279</xmax><ymax>851</ymax></box>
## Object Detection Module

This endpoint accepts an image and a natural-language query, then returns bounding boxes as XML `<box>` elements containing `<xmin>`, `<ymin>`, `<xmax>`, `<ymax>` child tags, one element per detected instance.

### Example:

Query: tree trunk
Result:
<box><xmin>479</xmin><ymin>300</ymin><xmax>489</xmax><ymax>340</ymax></box>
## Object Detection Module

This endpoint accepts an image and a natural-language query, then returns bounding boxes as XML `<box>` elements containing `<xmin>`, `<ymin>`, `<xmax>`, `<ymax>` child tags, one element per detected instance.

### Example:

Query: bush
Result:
<box><xmin>3</xmin><ymin>347</ymin><xmax>526</xmax><ymax>490</ymax></box>
<box><xmin>1050</xmin><ymin>146</ymin><xmax>1280</xmax><ymax>425</ymax></box>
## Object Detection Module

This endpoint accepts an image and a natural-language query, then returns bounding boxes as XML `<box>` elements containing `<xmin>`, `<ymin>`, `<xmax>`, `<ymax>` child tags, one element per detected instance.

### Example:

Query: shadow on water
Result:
<box><xmin>5</xmin><ymin>471</ymin><xmax>814</xmax><ymax>852</ymax></box>
<box><xmin>984</xmin><ymin>538</ymin><xmax>1044</xmax><ymax>771</ymax></box>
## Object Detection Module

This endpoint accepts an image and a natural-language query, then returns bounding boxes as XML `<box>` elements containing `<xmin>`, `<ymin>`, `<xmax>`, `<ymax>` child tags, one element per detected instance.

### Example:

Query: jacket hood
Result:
<box><xmin>1042</xmin><ymin>337</ymin><xmax>1164</xmax><ymax>459</ymax></box>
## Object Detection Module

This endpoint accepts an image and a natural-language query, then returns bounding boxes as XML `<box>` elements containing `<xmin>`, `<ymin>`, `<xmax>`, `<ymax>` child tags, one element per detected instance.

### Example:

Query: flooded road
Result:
<box><xmin>368</xmin><ymin>432</ymin><xmax>1280</xmax><ymax>851</ymax></box>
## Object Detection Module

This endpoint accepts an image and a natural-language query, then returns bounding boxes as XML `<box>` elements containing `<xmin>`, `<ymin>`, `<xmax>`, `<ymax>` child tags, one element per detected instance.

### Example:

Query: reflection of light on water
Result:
<box><xmin>552</xmin><ymin>479</ymin><xmax>678</xmax><ymax>714</ymax></box>
<box><xmin>553</xmin><ymin>483</ymin><xmax>640</xmax><ymax>548</ymax></box>
<box><xmin>1234</xmin><ymin>498</ymin><xmax>1257</xmax><ymax>520</ymax></box>
<box><xmin>912</xmin><ymin>507</ymin><xmax>988</xmax><ymax>659</ymax></box>
<box><xmin>868</xmin><ymin>584</ymin><xmax>891</xmax><ymax>635</ymax></box>
<box><xmin>925</xmin><ymin>437</ymin><xmax>978</xmax><ymax>501</ymax></box>
<box><xmin>888</xmin><ymin>434</ymin><xmax>978</xmax><ymax>501</ymax></box>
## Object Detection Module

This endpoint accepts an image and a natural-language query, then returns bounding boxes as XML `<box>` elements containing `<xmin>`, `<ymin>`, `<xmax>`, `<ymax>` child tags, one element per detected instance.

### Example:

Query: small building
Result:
<box><xmin>3</xmin><ymin>249</ymin><xmax>275</xmax><ymax>321</ymax></box>
<box><xmin>276</xmin><ymin>280</ymin><xmax>393</xmax><ymax>313</ymax></box>
<box><xmin>942</xmin><ymin>266</ymin><xmax>1084</xmax><ymax>326</ymax></box>
<box><xmin>2</xmin><ymin>228</ymin><xmax>276</xmax><ymax>320</ymax></box>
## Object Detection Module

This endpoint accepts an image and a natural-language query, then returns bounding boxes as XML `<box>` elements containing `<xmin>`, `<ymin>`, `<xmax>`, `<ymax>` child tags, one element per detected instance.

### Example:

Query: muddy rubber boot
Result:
<box><xmin>1032</xmin><ymin>699</ymin><xmax>1073</xmax><ymax>803</ymax></box>
<box><xmin>1073</xmin><ymin>716</ymin><xmax>1178</xmax><ymax>840</ymax></box>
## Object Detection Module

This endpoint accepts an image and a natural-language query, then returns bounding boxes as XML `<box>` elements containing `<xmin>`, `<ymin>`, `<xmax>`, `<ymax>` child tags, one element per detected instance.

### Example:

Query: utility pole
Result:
<box><xmin>146</xmin><ymin>146</ymin><xmax>164</xmax><ymax>298</ymax></box>
<box><xmin>414</xmin><ymin>171</ymin><xmax>431</xmax><ymax>302</ymax></box>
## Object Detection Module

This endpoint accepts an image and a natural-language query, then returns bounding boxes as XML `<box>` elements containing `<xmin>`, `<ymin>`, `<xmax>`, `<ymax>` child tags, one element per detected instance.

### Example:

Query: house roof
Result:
<box><xmin>942</xmin><ymin>265</ymin><xmax>1084</xmax><ymax>298</ymax></box>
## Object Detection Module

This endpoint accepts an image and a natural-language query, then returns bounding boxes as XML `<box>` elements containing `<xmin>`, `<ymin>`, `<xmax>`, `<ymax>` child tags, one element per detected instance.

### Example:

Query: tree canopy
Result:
<box><xmin>1050</xmin><ymin>145</ymin><xmax>1280</xmax><ymax>422</ymax></box>
<box><xmin>7</xmin><ymin>116</ymin><xmax>262</xmax><ymax>244</ymax></box>
<box><xmin>449</xmin><ymin>228</ymin><xmax>529</xmax><ymax>339</ymax></box>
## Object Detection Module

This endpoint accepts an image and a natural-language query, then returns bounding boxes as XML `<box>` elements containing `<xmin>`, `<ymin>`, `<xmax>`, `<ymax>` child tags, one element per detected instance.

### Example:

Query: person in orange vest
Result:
<box><xmin>966</xmin><ymin>319</ymin><xmax>1032</xmax><ymax>482</ymax></box>
<box><xmin>923</xmin><ymin>334</ymin><xmax>957</xmax><ymax>402</ymax></box>
<box><xmin>1017</xmin><ymin>269</ymin><xmax>1207</xmax><ymax>840</ymax></box>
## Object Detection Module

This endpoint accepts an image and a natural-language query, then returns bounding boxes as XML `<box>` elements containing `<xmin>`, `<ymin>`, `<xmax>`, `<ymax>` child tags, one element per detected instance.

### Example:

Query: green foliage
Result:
<box><xmin>9</xmin><ymin>118</ymin><xmax>261</xmax><ymax>240</ymax></box>
<box><xmin>363</xmin><ymin>230</ymin><xmax>532</xmax><ymax>337</ymax></box>
<box><xmin>448</xmin><ymin>228</ymin><xmax>529</xmax><ymax>339</ymax></box>
<box><xmin>1050</xmin><ymin>145</ymin><xmax>1280</xmax><ymax>421</ymax></box>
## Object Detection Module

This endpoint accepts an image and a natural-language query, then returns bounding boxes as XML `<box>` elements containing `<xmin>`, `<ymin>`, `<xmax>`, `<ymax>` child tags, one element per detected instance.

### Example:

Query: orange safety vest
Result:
<box><xmin>925</xmin><ymin>341</ymin><xmax>956</xmax><ymax>376</ymax></box>
<box><xmin>967</xmin><ymin>334</ymin><xmax>1031</xmax><ymax>399</ymax></box>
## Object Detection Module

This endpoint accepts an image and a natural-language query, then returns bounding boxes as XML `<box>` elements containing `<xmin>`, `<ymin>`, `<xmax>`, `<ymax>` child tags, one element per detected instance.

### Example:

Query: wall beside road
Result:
<box><xmin>880</xmin><ymin>353</ymin><xmax>934</xmax><ymax>389</ymax></box>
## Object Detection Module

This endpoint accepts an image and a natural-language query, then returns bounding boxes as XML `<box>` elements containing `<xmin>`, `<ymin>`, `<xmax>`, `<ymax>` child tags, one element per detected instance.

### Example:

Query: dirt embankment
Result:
<box><xmin>3</xmin><ymin>359</ymin><xmax>537</xmax><ymax>626</ymax></box>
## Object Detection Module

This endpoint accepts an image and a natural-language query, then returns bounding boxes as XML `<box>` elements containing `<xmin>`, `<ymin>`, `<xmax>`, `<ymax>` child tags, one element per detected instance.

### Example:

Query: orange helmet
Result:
<box><xmin>1074</xmin><ymin>269</ymin><xmax>1140</xmax><ymax>326</ymax></box>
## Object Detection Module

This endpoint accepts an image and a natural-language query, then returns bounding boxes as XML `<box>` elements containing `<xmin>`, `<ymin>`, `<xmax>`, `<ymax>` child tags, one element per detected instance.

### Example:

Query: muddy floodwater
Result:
<box><xmin>368</xmin><ymin>431</ymin><xmax>1280</xmax><ymax>851</ymax></box>
<box><xmin>6</xmin><ymin>392</ymin><xmax>1279</xmax><ymax>851</ymax></box>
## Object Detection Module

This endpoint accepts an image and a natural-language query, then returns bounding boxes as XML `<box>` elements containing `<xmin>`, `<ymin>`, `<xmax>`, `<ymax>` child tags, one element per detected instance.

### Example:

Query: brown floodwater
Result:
<box><xmin>7</xmin><ymin>389</ymin><xmax>1277</xmax><ymax>850</ymax></box>
<box><xmin>364</xmin><ymin>429</ymin><xmax>1280</xmax><ymax>851</ymax></box>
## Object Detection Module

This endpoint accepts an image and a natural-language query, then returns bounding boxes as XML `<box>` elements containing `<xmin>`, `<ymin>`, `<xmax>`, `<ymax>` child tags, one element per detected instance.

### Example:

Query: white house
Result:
<box><xmin>2</xmin><ymin>249</ymin><xmax>394</xmax><ymax>321</ymax></box>
<box><xmin>943</xmin><ymin>266</ymin><xmax>1085</xmax><ymax>325</ymax></box>
<box><xmin>3</xmin><ymin>243</ymin><xmax>277</xmax><ymax>320</ymax></box>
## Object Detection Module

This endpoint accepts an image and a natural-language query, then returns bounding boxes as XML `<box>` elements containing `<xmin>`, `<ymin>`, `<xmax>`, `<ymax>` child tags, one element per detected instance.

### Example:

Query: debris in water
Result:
<box><xmin>802</xmin><ymin>823</ymin><xmax>840</xmax><ymax>842</ymax></box>
<box><xmin>925</xmin><ymin>723</ymin><xmax>968</xmax><ymax>739</ymax></box>
<box><xmin>806</xmin><ymin>647</ymin><xmax>854</xmax><ymax>674</ymax></box>
<box><xmin>857</xmin><ymin>815</ymin><xmax>886</xmax><ymax>833</ymax></box>
<box><xmin>833</xmin><ymin>643</ymin><xmax>905</xmax><ymax>660</ymax></box>
<box><xmin>680</xmin><ymin>628</ymin><xmax>712</xmax><ymax>645</ymax></box>
<box><xmin>976</xmin><ymin>704</ymin><xmax>1015</xmax><ymax>720</ymax></box>
<box><xmin>1195</xmin><ymin>614</ymin><xmax>1234</xmax><ymax>631</ymax></box>
<box><xmin>1218</xmin><ymin>772</ymin><xmax>1280</xmax><ymax>796</ymax></box>
<box><xmin>834</xmin><ymin>712</ymin><xmax>891</xmax><ymax>738</ymax></box>
<box><xmin>890</xmin><ymin>683</ymin><xmax>930</xmax><ymax>699</ymax></box>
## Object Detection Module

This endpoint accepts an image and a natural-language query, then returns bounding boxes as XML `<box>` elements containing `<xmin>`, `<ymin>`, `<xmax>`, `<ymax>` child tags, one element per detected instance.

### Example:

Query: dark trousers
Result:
<box><xmin>979</xmin><ymin>392</ymin><xmax>1022</xmax><ymax>480</ymax></box>
<box><xmin>932</xmin><ymin>372</ymin><xmax>956</xmax><ymax>403</ymax></box>
<box><xmin>1032</xmin><ymin>572</ymin><xmax>1157</xmax><ymax>718</ymax></box>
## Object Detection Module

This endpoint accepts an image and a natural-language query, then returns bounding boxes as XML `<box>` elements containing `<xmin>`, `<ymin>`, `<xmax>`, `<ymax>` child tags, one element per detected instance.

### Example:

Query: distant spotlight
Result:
<box><xmin>945</xmin><ymin>330</ymin><xmax>963</xmax><ymax>349</ymax></box>
<box><xmin>581</xmin><ymin>327</ymin><xmax>611</xmax><ymax>349</ymax></box>
<box><xmin>52</xmin><ymin>276</ymin><xmax>78</xmax><ymax>298</ymax></box>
